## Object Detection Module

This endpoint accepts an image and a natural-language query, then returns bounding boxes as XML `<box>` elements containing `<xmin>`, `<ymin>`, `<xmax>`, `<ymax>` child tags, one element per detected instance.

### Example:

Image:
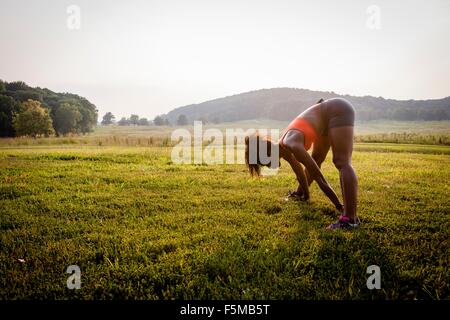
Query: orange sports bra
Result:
<box><xmin>279</xmin><ymin>117</ymin><xmax>317</xmax><ymax>151</ymax></box>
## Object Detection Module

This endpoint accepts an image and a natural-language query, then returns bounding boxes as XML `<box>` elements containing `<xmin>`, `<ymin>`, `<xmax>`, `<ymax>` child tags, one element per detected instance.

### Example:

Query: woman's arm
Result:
<box><xmin>305</xmin><ymin>134</ymin><xmax>330</xmax><ymax>185</ymax></box>
<box><xmin>287</xmin><ymin>144</ymin><xmax>343</xmax><ymax>210</ymax></box>
<box><xmin>284</xmin><ymin>153</ymin><xmax>310</xmax><ymax>200</ymax></box>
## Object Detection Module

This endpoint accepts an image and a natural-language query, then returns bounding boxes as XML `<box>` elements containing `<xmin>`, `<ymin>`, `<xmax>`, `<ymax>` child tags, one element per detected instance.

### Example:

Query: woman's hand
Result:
<box><xmin>295</xmin><ymin>185</ymin><xmax>310</xmax><ymax>201</ymax></box>
<box><xmin>287</xmin><ymin>189</ymin><xmax>309</xmax><ymax>201</ymax></box>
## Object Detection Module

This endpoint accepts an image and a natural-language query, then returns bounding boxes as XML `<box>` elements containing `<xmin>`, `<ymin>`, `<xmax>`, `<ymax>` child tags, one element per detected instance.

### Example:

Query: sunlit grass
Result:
<box><xmin>0</xmin><ymin>142</ymin><xmax>448</xmax><ymax>299</ymax></box>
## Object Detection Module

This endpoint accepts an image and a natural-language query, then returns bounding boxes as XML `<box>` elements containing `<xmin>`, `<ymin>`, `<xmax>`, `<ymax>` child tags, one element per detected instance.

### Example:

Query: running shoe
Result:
<box><xmin>327</xmin><ymin>215</ymin><xmax>361</xmax><ymax>230</ymax></box>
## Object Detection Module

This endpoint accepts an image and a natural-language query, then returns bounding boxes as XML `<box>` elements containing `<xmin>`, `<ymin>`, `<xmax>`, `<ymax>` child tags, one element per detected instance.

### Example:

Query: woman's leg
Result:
<box><xmin>329</xmin><ymin>126</ymin><xmax>358</xmax><ymax>221</ymax></box>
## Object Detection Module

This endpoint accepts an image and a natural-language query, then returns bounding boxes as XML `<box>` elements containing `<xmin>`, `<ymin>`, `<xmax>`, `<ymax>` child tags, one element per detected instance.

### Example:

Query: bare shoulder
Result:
<box><xmin>281</xmin><ymin>129</ymin><xmax>304</xmax><ymax>151</ymax></box>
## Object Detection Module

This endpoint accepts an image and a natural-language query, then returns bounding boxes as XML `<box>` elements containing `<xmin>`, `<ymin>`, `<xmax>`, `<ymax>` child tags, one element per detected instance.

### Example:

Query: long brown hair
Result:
<box><xmin>244</xmin><ymin>133</ymin><xmax>278</xmax><ymax>176</ymax></box>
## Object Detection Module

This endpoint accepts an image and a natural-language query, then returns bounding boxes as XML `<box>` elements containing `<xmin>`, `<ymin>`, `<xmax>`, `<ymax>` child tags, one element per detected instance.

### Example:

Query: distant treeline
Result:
<box><xmin>100</xmin><ymin>112</ymin><xmax>179</xmax><ymax>126</ymax></box>
<box><xmin>166</xmin><ymin>88</ymin><xmax>450</xmax><ymax>124</ymax></box>
<box><xmin>0</xmin><ymin>80</ymin><xmax>97</xmax><ymax>137</ymax></box>
<box><xmin>101</xmin><ymin>112</ymin><xmax>154</xmax><ymax>126</ymax></box>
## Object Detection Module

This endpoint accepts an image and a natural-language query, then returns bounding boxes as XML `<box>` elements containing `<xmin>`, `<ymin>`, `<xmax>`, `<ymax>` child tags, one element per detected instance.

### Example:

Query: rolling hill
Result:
<box><xmin>165</xmin><ymin>88</ymin><xmax>450</xmax><ymax>123</ymax></box>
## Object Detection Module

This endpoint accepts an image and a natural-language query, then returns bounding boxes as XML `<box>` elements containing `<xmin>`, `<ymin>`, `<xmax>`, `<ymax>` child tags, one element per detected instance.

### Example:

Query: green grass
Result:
<box><xmin>0</xmin><ymin>142</ymin><xmax>449</xmax><ymax>300</ymax></box>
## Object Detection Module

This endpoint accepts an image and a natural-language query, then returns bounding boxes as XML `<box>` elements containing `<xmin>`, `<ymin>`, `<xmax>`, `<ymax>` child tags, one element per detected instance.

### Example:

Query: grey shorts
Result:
<box><xmin>321</xmin><ymin>98</ymin><xmax>355</xmax><ymax>134</ymax></box>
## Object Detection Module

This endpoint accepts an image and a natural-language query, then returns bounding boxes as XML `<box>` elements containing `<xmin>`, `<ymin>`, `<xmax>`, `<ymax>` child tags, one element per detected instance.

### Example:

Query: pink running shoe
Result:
<box><xmin>327</xmin><ymin>215</ymin><xmax>361</xmax><ymax>230</ymax></box>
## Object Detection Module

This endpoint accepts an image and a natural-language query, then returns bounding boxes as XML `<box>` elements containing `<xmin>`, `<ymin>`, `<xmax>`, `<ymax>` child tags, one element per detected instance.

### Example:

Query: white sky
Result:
<box><xmin>1</xmin><ymin>0</ymin><xmax>449</xmax><ymax>119</ymax></box>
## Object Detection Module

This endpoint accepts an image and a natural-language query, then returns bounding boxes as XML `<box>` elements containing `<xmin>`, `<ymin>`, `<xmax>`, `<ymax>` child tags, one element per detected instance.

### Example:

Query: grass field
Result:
<box><xmin>1</xmin><ymin>137</ymin><xmax>449</xmax><ymax>299</ymax></box>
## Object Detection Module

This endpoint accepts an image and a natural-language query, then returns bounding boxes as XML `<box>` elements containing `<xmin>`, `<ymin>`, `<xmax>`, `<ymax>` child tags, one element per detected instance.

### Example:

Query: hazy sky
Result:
<box><xmin>1</xmin><ymin>0</ymin><xmax>449</xmax><ymax>119</ymax></box>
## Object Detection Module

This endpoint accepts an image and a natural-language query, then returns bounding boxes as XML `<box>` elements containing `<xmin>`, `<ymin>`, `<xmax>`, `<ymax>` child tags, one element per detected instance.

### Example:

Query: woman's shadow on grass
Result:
<box><xmin>286</xmin><ymin>200</ymin><xmax>428</xmax><ymax>299</ymax></box>
<box><xmin>194</xmin><ymin>201</ymin><xmax>425</xmax><ymax>299</ymax></box>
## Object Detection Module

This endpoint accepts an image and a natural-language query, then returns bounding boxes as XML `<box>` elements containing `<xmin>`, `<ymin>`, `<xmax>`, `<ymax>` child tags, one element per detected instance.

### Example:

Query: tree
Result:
<box><xmin>153</xmin><ymin>115</ymin><xmax>166</xmax><ymax>126</ymax></box>
<box><xmin>53</xmin><ymin>102</ymin><xmax>82</xmax><ymax>135</ymax></box>
<box><xmin>40</xmin><ymin>96</ymin><xmax>95</xmax><ymax>134</ymax></box>
<box><xmin>5</xmin><ymin>81</ymin><xmax>29</xmax><ymax>91</ymax></box>
<box><xmin>138</xmin><ymin>118</ymin><xmax>149</xmax><ymax>126</ymax></box>
<box><xmin>118</xmin><ymin>117</ymin><xmax>129</xmax><ymax>126</ymax></box>
<box><xmin>0</xmin><ymin>81</ymin><xmax>99</xmax><ymax>133</ymax></box>
<box><xmin>0</xmin><ymin>94</ymin><xmax>19</xmax><ymax>137</ymax></box>
<box><xmin>197</xmin><ymin>116</ymin><xmax>208</xmax><ymax>124</ymax></box>
<box><xmin>12</xmin><ymin>99</ymin><xmax>54</xmax><ymax>137</ymax></box>
<box><xmin>8</xmin><ymin>90</ymin><xmax>43</xmax><ymax>103</ymax></box>
<box><xmin>210</xmin><ymin>116</ymin><xmax>220</xmax><ymax>124</ymax></box>
<box><xmin>101</xmin><ymin>112</ymin><xmax>115</xmax><ymax>125</ymax></box>
<box><xmin>129</xmin><ymin>114</ymin><xmax>139</xmax><ymax>125</ymax></box>
<box><xmin>177</xmin><ymin>114</ymin><xmax>188</xmax><ymax>126</ymax></box>
<box><xmin>77</xmin><ymin>103</ymin><xmax>97</xmax><ymax>133</ymax></box>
